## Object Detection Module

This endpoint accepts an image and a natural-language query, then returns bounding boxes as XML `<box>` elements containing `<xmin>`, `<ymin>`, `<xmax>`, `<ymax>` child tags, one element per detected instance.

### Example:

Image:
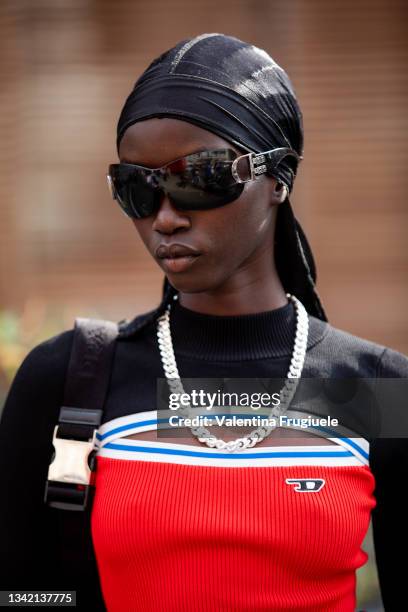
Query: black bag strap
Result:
<box><xmin>44</xmin><ymin>317</ymin><xmax>118</xmax><ymax>511</ymax></box>
<box><xmin>63</xmin><ymin>317</ymin><xmax>119</xmax><ymax>416</ymax></box>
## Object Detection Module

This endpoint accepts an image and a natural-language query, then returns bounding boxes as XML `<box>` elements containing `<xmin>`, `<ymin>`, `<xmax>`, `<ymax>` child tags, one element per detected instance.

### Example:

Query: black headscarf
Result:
<box><xmin>116</xmin><ymin>33</ymin><xmax>328</xmax><ymax>321</ymax></box>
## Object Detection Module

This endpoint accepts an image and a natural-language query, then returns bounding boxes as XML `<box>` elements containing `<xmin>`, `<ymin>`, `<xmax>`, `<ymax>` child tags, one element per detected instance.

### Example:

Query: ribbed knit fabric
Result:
<box><xmin>168</xmin><ymin>298</ymin><xmax>299</xmax><ymax>360</ymax></box>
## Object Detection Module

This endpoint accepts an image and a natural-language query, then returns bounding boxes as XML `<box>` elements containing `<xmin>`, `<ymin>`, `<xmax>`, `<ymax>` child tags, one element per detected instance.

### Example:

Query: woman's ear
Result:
<box><xmin>270</xmin><ymin>180</ymin><xmax>288</xmax><ymax>205</ymax></box>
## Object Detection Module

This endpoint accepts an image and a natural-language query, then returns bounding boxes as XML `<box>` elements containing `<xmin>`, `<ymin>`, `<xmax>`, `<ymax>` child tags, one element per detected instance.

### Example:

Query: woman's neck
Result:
<box><xmin>178</xmin><ymin>270</ymin><xmax>287</xmax><ymax>316</ymax></box>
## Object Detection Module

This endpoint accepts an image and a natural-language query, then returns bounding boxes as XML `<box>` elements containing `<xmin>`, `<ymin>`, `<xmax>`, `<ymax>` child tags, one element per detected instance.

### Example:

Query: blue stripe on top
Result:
<box><xmin>101</xmin><ymin>442</ymin><xmax>356</xmax><ymax>460</ymax></box>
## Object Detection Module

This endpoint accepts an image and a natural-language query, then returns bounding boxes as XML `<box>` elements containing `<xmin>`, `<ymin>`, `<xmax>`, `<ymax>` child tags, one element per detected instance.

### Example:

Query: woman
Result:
<box><xmin>1</xmin><ymin>33</ymin><xmax>407</xmax><ymax>611</ymax></box>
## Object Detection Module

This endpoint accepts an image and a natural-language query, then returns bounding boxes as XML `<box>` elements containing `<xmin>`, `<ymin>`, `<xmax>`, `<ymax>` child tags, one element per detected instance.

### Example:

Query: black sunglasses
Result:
<box><xmin>107</xmin><ymin>147</ymin><xmax>300</xmax><ymax>219</ymax></box>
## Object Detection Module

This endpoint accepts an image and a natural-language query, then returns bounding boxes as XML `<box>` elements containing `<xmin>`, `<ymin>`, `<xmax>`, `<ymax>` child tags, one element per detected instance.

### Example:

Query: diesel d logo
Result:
<box><xmin>285</xmin><ymin>478</ymin><xmax>326</xmax><ymax>492</ymax></box>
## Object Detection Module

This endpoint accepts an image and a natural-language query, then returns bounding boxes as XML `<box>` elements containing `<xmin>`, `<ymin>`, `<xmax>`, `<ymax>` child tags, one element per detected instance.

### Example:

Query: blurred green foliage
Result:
<box><xmin>0</xmin><ymin>302</ymin><xmax>101</xmax><ymax>410</ymax></box>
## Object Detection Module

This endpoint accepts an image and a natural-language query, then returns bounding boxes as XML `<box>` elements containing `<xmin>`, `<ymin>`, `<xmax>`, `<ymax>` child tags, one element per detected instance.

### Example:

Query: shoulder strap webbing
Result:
<box><xmin>47</xmin><ymin>317</ymin><xmax>118</xmax><ymax>610</ymax></box>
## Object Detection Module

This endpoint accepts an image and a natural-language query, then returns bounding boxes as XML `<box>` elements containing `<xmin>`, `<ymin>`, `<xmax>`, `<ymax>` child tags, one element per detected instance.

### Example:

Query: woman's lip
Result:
<box><xmin>160</xmin><ymin>254</ymin><xmax>201</xmax><ymax>273</ymax></box>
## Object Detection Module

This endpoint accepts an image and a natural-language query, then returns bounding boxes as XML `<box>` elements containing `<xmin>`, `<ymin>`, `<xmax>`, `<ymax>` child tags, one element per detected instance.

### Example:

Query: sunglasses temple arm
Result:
<box><xmin>264</xmin><ymin>148</ymin><xmax>301</xmax><ymax>170</ymax></box>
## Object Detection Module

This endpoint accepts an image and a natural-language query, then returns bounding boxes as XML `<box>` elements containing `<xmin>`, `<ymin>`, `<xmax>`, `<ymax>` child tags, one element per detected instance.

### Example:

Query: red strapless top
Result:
<box><xmin>91</xmin><ymin>410</ymin><xmax>375</xmax><ymax>611</ymax></box>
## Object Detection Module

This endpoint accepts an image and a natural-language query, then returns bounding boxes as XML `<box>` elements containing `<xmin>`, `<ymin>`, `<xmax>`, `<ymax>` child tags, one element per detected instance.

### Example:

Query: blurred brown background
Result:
<box><xmin>0</xmin><ymin>1</ymin><xmax>407</xmax><ymax>609</ymax></box>
<box><xmin>0</xmin><ymin>0</ymin><xmax>407</xmax><ymax>351</ymax></box>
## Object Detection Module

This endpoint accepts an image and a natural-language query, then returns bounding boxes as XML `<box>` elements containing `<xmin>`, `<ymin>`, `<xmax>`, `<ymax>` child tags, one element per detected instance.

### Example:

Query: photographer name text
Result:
<box><xmin>169</xmin><ymin>415</ymin><xmax>339</xmax><ymax>429</ymax></box>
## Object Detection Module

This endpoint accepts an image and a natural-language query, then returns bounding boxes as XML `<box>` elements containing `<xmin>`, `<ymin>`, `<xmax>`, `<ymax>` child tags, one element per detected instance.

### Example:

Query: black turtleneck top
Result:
<box><xmin>0</xmin><ymin>298</ymin><xmax>407</xmax><ymax>610</ymax></box>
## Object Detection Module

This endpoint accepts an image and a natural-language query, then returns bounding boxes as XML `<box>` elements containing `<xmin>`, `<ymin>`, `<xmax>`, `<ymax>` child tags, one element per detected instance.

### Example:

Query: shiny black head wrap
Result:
<box><xmin>116</xmin><ymin>33</ymin><xmax>328</xmax><ymax>321</ymax></box>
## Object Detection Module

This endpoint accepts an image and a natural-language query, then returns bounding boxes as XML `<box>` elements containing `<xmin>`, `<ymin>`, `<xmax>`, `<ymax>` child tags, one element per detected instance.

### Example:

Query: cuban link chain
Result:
<box><xmin>157</xmin><ymin>293</ymin><xmax>308</xmax><ymax>453</ymax></box>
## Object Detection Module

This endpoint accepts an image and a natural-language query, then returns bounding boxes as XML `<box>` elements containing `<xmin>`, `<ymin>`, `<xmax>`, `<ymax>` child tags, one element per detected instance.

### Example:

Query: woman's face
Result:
<box><xmin>118</xmin><ymin>118</ymin><xmax>281</xmax><ymax>295</ymax></box>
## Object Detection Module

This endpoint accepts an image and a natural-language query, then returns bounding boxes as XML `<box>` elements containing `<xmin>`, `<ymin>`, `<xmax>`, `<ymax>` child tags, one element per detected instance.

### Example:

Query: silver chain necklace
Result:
<box><xmin>157</xmin><ymin>293</ymin><xmax>309</xmax><ymax>453</ymax></box>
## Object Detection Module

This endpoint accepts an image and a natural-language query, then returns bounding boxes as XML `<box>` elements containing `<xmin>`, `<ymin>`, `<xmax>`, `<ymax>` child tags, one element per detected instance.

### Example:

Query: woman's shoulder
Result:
<box><xmin>308</xmin><ymin>315</ymin><xmax>408</xmax><ymax>377</ymax></box>
<box><xmin>18</xmin><ymin>327</ymin><xmax>75</xmax><ymax>380</ymax></box>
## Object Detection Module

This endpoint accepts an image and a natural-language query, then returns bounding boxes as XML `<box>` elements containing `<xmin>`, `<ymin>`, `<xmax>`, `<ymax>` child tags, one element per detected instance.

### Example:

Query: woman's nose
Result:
<box><xmin>152</xmin><ymin>193</ymin><xmax>191</xmax><ymax>234</ymax></box>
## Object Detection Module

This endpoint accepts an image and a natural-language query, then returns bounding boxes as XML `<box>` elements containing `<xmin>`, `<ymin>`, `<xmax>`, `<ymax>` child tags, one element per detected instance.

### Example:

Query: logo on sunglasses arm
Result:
<box><xmin>285</xmin><ymin>478</ymin><xmax>326</xmax><ymax>492</ymax></box>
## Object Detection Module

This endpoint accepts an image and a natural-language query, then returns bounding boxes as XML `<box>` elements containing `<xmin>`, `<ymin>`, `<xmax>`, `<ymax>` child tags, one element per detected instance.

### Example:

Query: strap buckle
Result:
<box><xmin>44</xmin><ymin>425</ymin><xmax>98</xmax><ymax>511</ymax></box>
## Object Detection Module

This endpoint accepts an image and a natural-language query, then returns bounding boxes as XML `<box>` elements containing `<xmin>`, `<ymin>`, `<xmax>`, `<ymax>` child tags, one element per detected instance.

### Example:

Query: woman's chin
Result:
<box><xmin>164</xmin><ymin>273</ymin><xmax>221</xmax><ymax>295</ymax></box>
